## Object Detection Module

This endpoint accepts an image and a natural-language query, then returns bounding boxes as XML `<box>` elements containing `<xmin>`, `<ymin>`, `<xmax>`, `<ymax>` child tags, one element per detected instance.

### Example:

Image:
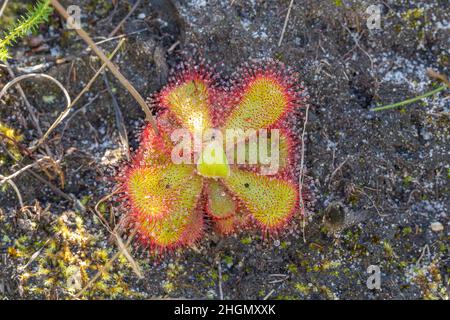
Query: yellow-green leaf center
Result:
<box><xmin>197</xmin><ymin>141</ymin><xmax>230</xmax><ymax>178</ymax></box>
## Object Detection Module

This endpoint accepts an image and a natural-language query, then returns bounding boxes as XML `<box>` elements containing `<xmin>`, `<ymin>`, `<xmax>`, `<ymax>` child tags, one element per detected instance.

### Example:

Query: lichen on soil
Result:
<box><xmin>0</xmin><ymin>0</ymin><xmax>448</xmax><ymax>299</ymax></box>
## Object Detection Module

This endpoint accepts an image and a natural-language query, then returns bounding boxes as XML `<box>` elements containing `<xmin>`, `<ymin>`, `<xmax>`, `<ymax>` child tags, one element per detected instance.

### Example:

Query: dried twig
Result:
<box><xmin>0</xmin><ymin>174</ymin><xmax>24</xmax><ymax>207</ymax></box>
<box><xmin>113</xmin><ymin>232</ymin><xmax>143</xmax><ymax>279</ymax></box>
<box><xmin>108</xmin><ymin>0</ymin><xmax>142</xmax><ymax>37</ymax></box>
<box><xmin>49</xmin><ymin>0</ymin><xmax>158</xmax><ymax>135</ymax></box>
<box><xmin>263</xmin><ymin>289</ymin><xmax>275</xmax><ymax>300</ymax></box>
<box><xmin>74</xmin><ymin>228</ymin><xmax>139</xmax><ymax>298</ymax></box>
<box><xmin>0</xmin><ymin>156</ymin><xmax>51</xmax><ymax>185</ymax></box>
<box><xmin>0</xmin><ymin>73</ymin><xmax>70</xmax><ymax>105</ymax></box>
<box><xmin>92</xmin><ymin>190</ymin><xmax>143</xmax><ymax>278</ymax></box>
<box><xmin>19</xmin><ymin>239</ymin><xmax>50</xmax><ymax>270</ymax></box>
<box><xmin>278</xmin><ymin>0</ymin><xmax>294</xmax><ymax>47</ymax></box>
<box><xmin>326</xmin><ymin>156</ymin><xmax>351</xmax><ymax>185</ymax></box>
<box><xmin>416</xmin><ymin>244</ymin><xmax>430</xmax><ymax>266</ymax></box>
<box><xmin>298</xmin><ymin>104</ymin><xmax>309</xmax><ymax>243</ymax></box>
<box><xmin>2</xmin><ymin>62</ymin><xmax>53</xmax><ymax>156</ymax></box>
<box><xmin>60</xmin><ymin>93</ymin><xmax>101</xmax><ymax>137</ymax></box>
<box><xmin>0</xmin><ymin>73</ymin><xmax>71</xmax><ymax>151</ymax></box>
<box><xmin>217</xmin><ymin>260</ymin><xmax>224</xmax><ymax>300</ymax></box>
<box><xmin>341</xmin><ymin>23</ymin><xmax>374</xmax><ymax>71</ymax></box>
<box><xmin>0</xmin><ymin>0</ymin><xmax>10</xmax><ymax>19</ymax></box>
<box><xmin>94</xmin><ymin>28</ymin><xmax>147</xmax><ymax>46</ymax></box>
<box><xmin>33</xmin><ymin>38</ymin><xmax>125</xmax><ymax>150</ymax></box>
<box><xmin>102</xmin><ymin>72</ymin><xmax>130</xmax><ymax>160</ymax></box>
<box><xmin>27</xmin><ymin>169</ymin><xmax>73</xmax><ymax>202</ymax></box>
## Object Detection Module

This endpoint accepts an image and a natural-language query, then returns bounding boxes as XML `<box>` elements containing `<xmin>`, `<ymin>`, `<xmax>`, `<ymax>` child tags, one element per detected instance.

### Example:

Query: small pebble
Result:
<box><xmin>430</xmin><ymin>222</ymin><xmax>444</xmax><ymax>232</ymax></box>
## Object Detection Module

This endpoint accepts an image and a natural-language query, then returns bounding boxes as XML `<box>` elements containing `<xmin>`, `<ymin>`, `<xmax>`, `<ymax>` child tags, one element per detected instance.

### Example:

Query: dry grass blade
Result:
<box><xmin>113</xmin><ymin>232</ymin><xmax>143</xmax><ymax>279</ymax></box>
<box><xmin>217</xmin><ymin>259</ymin><xmax>224</xmax><ymax>300</ymax></box>
<box><xmin>278</xmin><ymin>0</ymin><xmax>294</xmax><ymax>47</ymax></box>
<box><xmin>3</xmin><ymin>62</ymin><xmax>54</xmax><ymax>156</ymax></box>
<box><xmin>0</xmin><ymin>72</ymin><xmax>71</xmax><ymax>152</ymax></box>
<box><xmin>50</xmin><ymin>0</ymin><xmax>159</xmax><ymax>135</ymax></box>
<box><xmin>27</xmin><ymin>169</ymin><xmax>73</xmax><ymax>202</ymax></box>
<box><xmin>0</xmin><ymin>156</ymin><xmax>52</xmax><ymax>185</ymax></box>
<box><xmin>94</xmin><ymin>189</ymin><xmax>120</xmax><ymax>232</ymax></box>
<box><xmin>39</xmin><ymin>155</ymin><xmax>65</xmax><ymax>188</ymax></box>
<box><xmin>19</xmin><ymin>239</ymin><xmax>50</xmax><ymax>270</ymax></box>
<box><xmin>0</xmin><ymin>73</ymin><xmax>70</xmax><ymax>107</ymax></box>
<box><xmin>102</xmin><ymin>72</ymin><xmax>130</xmax><ymax>161</ymax></box>
<box><xmin>299</xmin><ymin>104</ymin><xmax>309</xmax><ymax>243</ymax></box>
<box><xmin>0</xmin><ymin>175</ymin><xmax>24</xmax><ymax>207</ymax></box>
<box><xmin>93</xmin><ymin>190</ymin><xmax>142</xmax><ymax>278</ymax></box>
<box><xmin>0</xmin><ymin>0</ymin><xmax>10</xmax><ymax>19</ymax></box>
<box><xmin>108</xmin><ymin>0</ymin><xmax>142</xmax><ymax>37</ymax></box>
<box><xmin>426</xmin><ymin>68</ymin><xmax>450</xmax><ymax>88</ymax></box>
<box><xmin>33</xmin><ymin>38</ymin><xmax>125</xmax><ymax>150</ymax></box>
<box><xmin>74</xmin><ymin>228</ymin><xmax>139</xmax><ymax>298</ymax></box>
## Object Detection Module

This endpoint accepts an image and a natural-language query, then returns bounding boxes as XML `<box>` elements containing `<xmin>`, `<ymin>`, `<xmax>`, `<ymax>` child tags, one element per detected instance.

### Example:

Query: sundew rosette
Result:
<box><xmin>117</xmin><ymin>59</ymin><xmax>307</xmax><ymax>252</ymax></box>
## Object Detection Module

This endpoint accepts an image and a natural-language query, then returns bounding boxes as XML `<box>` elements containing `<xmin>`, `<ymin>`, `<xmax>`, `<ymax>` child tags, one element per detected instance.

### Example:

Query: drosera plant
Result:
<box><xmin>117</xmin><ymin>59</ymin><xmax>308</xmax><ymax>254</ymax></box>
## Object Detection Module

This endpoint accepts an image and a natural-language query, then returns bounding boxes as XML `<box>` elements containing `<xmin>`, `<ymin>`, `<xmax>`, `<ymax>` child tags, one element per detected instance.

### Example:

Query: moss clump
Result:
<box><xmin>10</xmin><ymin>211</ymin><xmax>143</xmax><ymax>299</ymax></box>
<box><xmin>0</xmin><ymin>122</ymin><xmax>23</xmax><ymax>164</ymax></box>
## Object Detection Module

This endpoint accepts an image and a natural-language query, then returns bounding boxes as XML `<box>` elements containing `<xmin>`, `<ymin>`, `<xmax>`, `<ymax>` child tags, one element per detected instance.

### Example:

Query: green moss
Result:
<box><xmin>0</xmin><ymin>122</ymin><xmax>23</xmax><ymax>162</ymax></box>
<box><xmin>294</xmin><ymin>283</ymin><xmax>309</xmax><ymax>295</ymax></box>
<box><xmin>287</xmin><ymin>264</ymin><xmax>298</xmax><ymax>274</ymax></box>
<box><xmin>402</xmin><ymin>226</ymin><xmax>413</xmax><ymax>237</ymax></box>
<box><xmin>318</xmin><ymin>285</ymin><xmax>336</xmax><ymax>299</ymax></box>
<box><xmin>222</xmin><ymin>255</ymin><xmax>233</xmax><ymax>267</ymax></box>
<box><xmin>438</xmin><ymin>54</ymin><xmax>449</xmax><ymax>67</ymax></box>
<box><xmin>273</xmin><ymin>52</ymin><xmax>284</xmax><ymax>62</ymax></box>
<box><xmin>383</xmin><ymin>241</ymin><xmax>395</xmax><ymax>259</ymax></box>
<box><xmin>12</xmin><ymin>211</ymin><xmax>142</xmax><ymax>299</ymax></box>
<box><xmin>348</xmin><ymin>192</ymin><xmax>360</xmax><ymax>206</ymax></box>
<box><xmin>162</xmin><ymin>281</ymin><xmax>175</xmax><ymax>294</ymax></box>
<box><xmin>401</xmin><ymin>8</ymin><xmax>425</xmax><ymax>30</ymax></box>
<box><xmin>240</xmin><ymin>236</ymin><xmax>252</xmax><ymax>245</ymax></box>
<box><xmin>275</xmin><ymin>295</ymin><xmax>297</xmax><ymax>300</ymax></box>
<box><xmin>80</xmin><ymin>195</ymin><xmax>92</xmax><ymax>206</ymax></box>
<box><xmin>403</xmin><ymin>175</ymin><xmax>413</xmax><ymax>188</ymax></box>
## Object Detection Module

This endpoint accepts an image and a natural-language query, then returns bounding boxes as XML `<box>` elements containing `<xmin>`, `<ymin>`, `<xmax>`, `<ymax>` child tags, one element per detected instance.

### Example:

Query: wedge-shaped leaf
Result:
<box><xmin>133</xmin><ymin>122</ymin><xmax>174</xmax><ymax>167</ymax></box>
<box><xmin>222</xmin><ymin>168</ymin><xmax>298</xmax><ymax>229</ymax></box>
<box><xmin>160</xmin><ymin>78</ymin><xmax>213</xmax><ymax>133</ymax></box>
<box><xmin>205</xmin><ymin>179</ymin><xmax>236</xmax><ymax>219</ymax></box>
<box><xmin>137</xmin><ymin>174</ymin><xmax>204</xmax><ymax>248</ymax></box>
<box><xmin>231</xmin><ymin>129</ymin><xmax>291</xmax><ymax>172</ymax></box>
<box><xmin>127</xmin><ymin>164</ymin><xmax>195</xmax><ymax>219</ymax></box>
<box><xmin>224</xmin><ymin>75</ymin><xmax>290</xmax><ymax>130</ymax></box>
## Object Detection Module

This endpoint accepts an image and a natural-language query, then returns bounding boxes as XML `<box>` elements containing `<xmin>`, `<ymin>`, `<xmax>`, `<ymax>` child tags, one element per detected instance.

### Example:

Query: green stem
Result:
<box><xmin>371</xmin><ymin>85</ymin><xmax>447</xmax><ymax>112</ymax></box>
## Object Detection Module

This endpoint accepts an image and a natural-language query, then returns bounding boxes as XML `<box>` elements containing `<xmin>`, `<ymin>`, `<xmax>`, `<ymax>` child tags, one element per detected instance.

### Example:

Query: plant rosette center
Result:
<box><xmin>196</xmin><ymin>139</ymin><xmax>230</xmax><ymax>178</ymax></box>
